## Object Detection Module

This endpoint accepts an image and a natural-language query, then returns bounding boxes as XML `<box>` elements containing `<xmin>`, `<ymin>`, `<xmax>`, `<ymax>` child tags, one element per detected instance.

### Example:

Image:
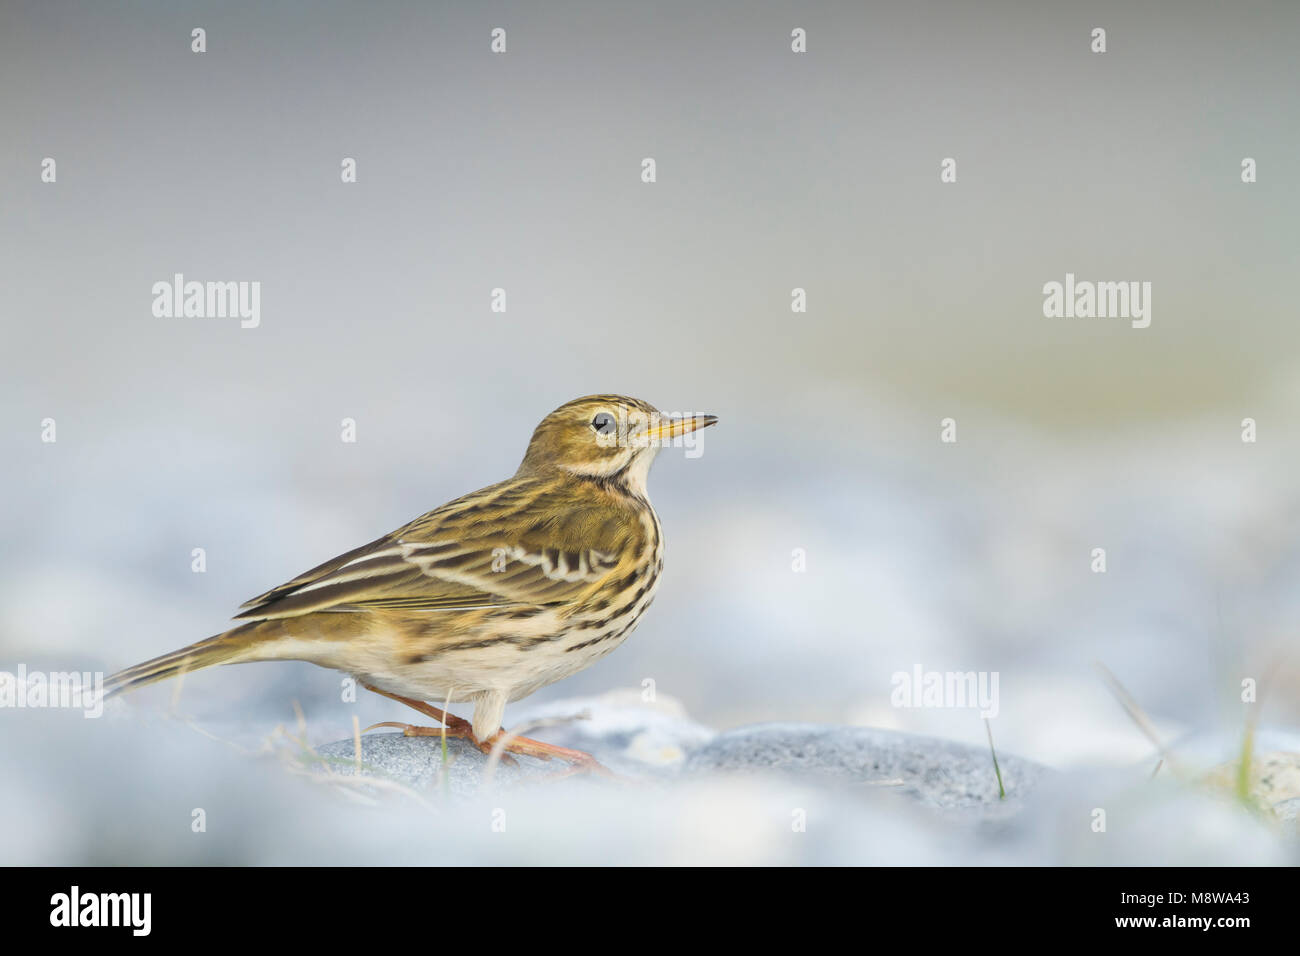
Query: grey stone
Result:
<box><xmin>313</xmin><ymin>713</ymin><xmax>1048</xmax><ymax>815</ymax></box>
<box><xmin>683</xmin><ymin>722</ymin><xmax>1048</xmax><ymax>810</ymax></box>
<box><xmin>313</xmin><ymin>690</ymin><xmax>719</xmax><ymax>797</ymax></box>
<box><xmin>312</xmin><ymin>731</ymin><xmax>553</xmax><ymax>798</ymax></box>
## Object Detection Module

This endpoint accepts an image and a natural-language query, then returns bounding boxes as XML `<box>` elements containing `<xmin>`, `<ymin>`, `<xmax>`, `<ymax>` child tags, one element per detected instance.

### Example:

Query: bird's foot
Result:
<box><xmin>360</xmin><ymin>683</ymin><xmax>519</xmax><ymax>762</ymax></box>
<box><xmin>362</xmin><ymin>722</ymin><xmax>611</xmax><ymax>775</ymax></box>
<box><xmin>363</xmin><ymin>720</ymin><xmax>520</xmax><ymax>767</ymax></box>
<box><xmin>360</xmin><ymin>682</ymin><xmax>611</xmax><ymax>776</ymax></box>
<box><xmin>481</xmin><ymin>731</ymin><xmax>613</xmax><ymax>777</ymax></box>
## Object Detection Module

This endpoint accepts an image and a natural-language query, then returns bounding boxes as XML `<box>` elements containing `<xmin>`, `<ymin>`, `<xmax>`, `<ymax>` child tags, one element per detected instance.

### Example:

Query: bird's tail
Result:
<box><xmin>104</xmin><ymin>623</ymin><xmax>263</xmax><ymax>698</ymax></box>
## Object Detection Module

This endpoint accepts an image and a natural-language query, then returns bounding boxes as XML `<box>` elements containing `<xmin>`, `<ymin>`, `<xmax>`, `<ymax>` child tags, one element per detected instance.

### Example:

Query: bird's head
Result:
<box><xmin>517</xmin><ymin>394</ymin><xmax>717</xmax><ymax>494</ymax></box>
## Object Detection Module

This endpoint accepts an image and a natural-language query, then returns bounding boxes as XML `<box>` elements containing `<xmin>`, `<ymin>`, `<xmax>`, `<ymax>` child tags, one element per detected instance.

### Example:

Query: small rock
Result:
<box><xmin>312</xmin><ymin>731</ymin><xmax>552</xmax><ymax>798</ymax></box>
<box><xmin>310</xmin><ymin>690</ymin><xmax>716</xmax><ymax>794</ymax></box>
<box><xmin>311</xmin><ymin>704</ymin><xmax>1048</xmax><ymax>812</ymax></box>
<box><xmin>684</xmin><ymin>723</ymin><xmax>1047</xmax><ymax>810</ymax></box>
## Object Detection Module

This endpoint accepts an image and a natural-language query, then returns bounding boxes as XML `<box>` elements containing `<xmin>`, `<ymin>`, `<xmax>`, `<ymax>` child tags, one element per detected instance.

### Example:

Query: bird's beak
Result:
<box><xmin>643</xmin><ymin>414</ymin><xmax>718</xmax><ymax>443</ymax></box>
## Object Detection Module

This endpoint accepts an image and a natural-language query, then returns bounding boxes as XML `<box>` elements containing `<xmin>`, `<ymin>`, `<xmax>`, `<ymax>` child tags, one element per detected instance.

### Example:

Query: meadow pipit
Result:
<box><xmin>106</xmin><ymin>395</ymin><xmax>717</xmax><ymax>770</ymax></box>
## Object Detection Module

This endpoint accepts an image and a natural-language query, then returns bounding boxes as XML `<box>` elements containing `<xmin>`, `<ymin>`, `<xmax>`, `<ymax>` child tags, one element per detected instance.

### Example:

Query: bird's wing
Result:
<box><xmin>233</xmin><ymin>479</ymin><xmax>635</xmax><ymax>622</ymax></box>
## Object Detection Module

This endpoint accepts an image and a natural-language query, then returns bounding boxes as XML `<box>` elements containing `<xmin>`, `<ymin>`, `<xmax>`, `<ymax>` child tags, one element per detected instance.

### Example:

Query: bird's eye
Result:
<box><xmin>591</xmin><ymin>412</ymin><xmax>617</xmax><ymax>435</ymax></box>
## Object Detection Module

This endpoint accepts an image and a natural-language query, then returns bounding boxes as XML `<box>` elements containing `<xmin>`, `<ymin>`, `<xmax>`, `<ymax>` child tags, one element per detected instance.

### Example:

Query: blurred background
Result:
<box><xmin>2</xmin><ymin>0</ymin><xmax>1298</xmax><ymax>863</ymax></box>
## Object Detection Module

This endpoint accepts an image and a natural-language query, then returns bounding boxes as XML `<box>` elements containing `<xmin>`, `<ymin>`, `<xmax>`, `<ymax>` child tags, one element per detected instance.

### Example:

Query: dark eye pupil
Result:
<box><xmin>592</xmin><ymin>413</ymin><xmax>615</xmax><ymax>434</ymax></box>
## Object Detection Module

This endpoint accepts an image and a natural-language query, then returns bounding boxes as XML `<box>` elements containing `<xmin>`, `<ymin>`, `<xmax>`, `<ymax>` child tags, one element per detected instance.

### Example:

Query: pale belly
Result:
<box><xmin>352</xmin><ymin>575</ymin><xmax>661</xmax><ymax>708</ymax></box>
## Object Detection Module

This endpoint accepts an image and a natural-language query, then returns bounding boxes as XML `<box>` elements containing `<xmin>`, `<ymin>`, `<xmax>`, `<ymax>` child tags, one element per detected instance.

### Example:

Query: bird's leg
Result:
<box><xmin>360</xmin><ymin>682</ymin><xmax>609</xmax><ymax>775</ymax></box>
<box><xmin>360</xmin><ymin>683</ymin><xmax>474</xmax><ymax>736</ymax></box>
<box><xmin>360</xmin><ymin>683</ymin><xmax>520</xmax><ymax>767</ymax></box>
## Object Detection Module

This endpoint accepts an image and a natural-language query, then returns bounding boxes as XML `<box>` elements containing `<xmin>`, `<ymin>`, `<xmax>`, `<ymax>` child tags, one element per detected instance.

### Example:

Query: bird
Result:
<box><xmin>105</xmin><ymin>395</ymin><xmax>717</xmax><ymax>771</ymax></box>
